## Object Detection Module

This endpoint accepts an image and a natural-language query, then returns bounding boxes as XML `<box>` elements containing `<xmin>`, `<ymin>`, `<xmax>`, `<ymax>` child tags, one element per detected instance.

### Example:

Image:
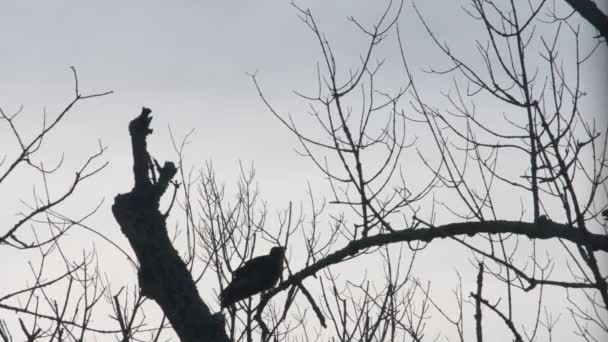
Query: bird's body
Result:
<box><xmin>220</xmin><ymin>246</ymin><xmax>285</xmax><ymax>308</ymax></box>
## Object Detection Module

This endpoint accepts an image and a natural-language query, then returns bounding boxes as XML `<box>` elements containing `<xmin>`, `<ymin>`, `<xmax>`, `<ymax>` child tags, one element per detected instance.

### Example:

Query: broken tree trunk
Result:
<box><xmin>112</xmin><ymin>107</ymin><xmax>229</xmax><ymax>342</ymax></box>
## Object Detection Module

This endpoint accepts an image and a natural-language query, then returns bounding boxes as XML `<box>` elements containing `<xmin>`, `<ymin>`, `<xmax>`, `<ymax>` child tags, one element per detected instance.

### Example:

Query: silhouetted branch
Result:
<box><xmin>265</xmin><ymin>219</ymin><xmax>607</xmax><ymax>298</ymax></box>
<box><xmin>474</xmin><ymin>263</ymin><xmax>484</xmax><ymax>342</ymax></box>
<box><xmin>469</xmin><ymin>293</ymin><xmax>523</xmax><ymax>342</ymax></box>
<box><xmin>112</xmin><ymin>107</ymin><xmax>229</xmax><ymax>342</ymax></box>
<box><xmin>563</xmin><ymin>0</ymin><xmax>608</xmax><ymax>41</ymax></box>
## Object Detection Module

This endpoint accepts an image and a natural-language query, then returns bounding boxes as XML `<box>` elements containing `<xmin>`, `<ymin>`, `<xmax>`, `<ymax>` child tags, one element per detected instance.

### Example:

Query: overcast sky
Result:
<box><xmin>1</xmin><ymin>1</ymin><xmax>606</xmax><ymax>341</ymax></box>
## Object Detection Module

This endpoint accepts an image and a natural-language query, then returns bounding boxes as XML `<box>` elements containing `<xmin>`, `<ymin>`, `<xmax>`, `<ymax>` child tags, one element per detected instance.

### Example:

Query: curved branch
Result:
<box><xmin>265</xmin><ymin>219</ymin><xmax>607</xmax><ymax>298</ymax></box>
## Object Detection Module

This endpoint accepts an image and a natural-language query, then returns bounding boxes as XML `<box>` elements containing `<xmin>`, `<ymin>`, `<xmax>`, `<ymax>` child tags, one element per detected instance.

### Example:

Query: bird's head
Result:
<box><xmin>270</xmin><ymin>246</ymin><xmax>286</xmax><ymax>259</ymax></box>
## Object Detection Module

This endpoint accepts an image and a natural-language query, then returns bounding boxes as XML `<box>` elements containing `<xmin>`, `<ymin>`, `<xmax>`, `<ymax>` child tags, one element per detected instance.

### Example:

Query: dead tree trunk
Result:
<box><xmin>112</xmin><ymin>107</ymin><xmax>229</xmax><ymax>342</ymax></box>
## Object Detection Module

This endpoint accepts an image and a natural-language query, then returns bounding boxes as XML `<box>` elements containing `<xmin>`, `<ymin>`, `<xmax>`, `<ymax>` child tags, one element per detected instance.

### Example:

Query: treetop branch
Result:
<box><xmin>128</xmin><ymin>107</ymin><xmax>177</xmax><ymax>202</ymax></box>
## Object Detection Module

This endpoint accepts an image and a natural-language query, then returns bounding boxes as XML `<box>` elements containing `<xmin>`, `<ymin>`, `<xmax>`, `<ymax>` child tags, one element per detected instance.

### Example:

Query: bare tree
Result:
<box><xmin>3</xmin><ymin>0</ymin><xmax>606</xmax><ymax>341</ymax></box>
<box><xmin>111</xmin><ymin>0</ymin><xmax>606</xmax><ymax>340</ymax></box>
<box><xmin>0</xmin><ymin>70</ymin><xmax>168</xmax><ymax>342</ymax></box>
<box><xmin>113</xmin><ymin>3</ymin><xmax>605</xmax><ymax>340</ymax></box>
<box><xmin>0</xmin><ymin>68</ymin><xmax>115</xmax><ymax>340</ymax></box>
<box><xmin>244</xmin><ymin>0</ymin><xmax>607</xmax><ymax>341</ymax></box>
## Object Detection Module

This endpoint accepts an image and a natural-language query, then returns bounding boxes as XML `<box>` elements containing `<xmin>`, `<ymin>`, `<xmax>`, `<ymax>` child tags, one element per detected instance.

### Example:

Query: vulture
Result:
<box><xmin>220</xmin><ymin>246</ymin><xmax>285</xmax><ymax>308</ymax></box>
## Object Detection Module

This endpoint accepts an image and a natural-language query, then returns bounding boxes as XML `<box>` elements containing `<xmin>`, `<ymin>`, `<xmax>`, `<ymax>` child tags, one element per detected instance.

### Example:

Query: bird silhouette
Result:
<box><xmin>220</xmin><ymin>246</ymin><xmax>285</xmax><ymax>308</ymax></box>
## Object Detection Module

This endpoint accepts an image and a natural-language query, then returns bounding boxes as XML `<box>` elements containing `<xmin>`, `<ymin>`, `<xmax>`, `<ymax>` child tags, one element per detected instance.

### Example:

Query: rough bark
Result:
<box><xmin>112</xmin><ymin>108</ymin><xmax>229</xmax><ymax>342</ymax></box>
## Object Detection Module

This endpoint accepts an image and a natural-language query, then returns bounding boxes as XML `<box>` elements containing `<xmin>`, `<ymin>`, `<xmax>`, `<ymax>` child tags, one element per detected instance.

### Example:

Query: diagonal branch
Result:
<box><xmin>563</xmin><ymin>0</ymin><xmax>608</xmax><ymax>41</ymax></box>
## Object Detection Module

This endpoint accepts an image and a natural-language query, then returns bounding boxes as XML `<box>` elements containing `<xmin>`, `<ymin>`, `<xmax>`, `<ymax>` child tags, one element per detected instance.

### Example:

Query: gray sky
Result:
<box><xmin>1</xmin><ymin>1</ymin><xmax>606</xmax><ymax>341</ymax></box>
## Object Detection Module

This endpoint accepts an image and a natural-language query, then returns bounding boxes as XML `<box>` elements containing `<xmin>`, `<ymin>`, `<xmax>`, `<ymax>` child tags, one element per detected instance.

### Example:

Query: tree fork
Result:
<box><xmin>112</xmin><ymin>107</ymin><xmax>228</xmax><ymax>342</ymax></box>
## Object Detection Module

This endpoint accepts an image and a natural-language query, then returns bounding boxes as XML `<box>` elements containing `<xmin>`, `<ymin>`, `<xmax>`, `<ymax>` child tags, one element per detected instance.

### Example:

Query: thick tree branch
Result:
<box><xmin>112</xmin><ymin>107</ymin><xmax>228</xmax><ymax>342</ymax></box>
<box><xmin>564</xmin><ymin>0</ymin><xmax>608</xmax><ymax>41</ymax></box>
<box><xmin>265</xmin><ymin>219</ymin><xmax>607</xmax><ymax>298</ymax></box>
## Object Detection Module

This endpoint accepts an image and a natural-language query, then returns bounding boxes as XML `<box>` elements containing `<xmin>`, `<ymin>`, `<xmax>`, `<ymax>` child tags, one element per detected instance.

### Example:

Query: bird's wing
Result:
<box><xmin>233</xmin><ymin>255</ymin><xmax>271</xmax><ymax>279</ymax></box>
